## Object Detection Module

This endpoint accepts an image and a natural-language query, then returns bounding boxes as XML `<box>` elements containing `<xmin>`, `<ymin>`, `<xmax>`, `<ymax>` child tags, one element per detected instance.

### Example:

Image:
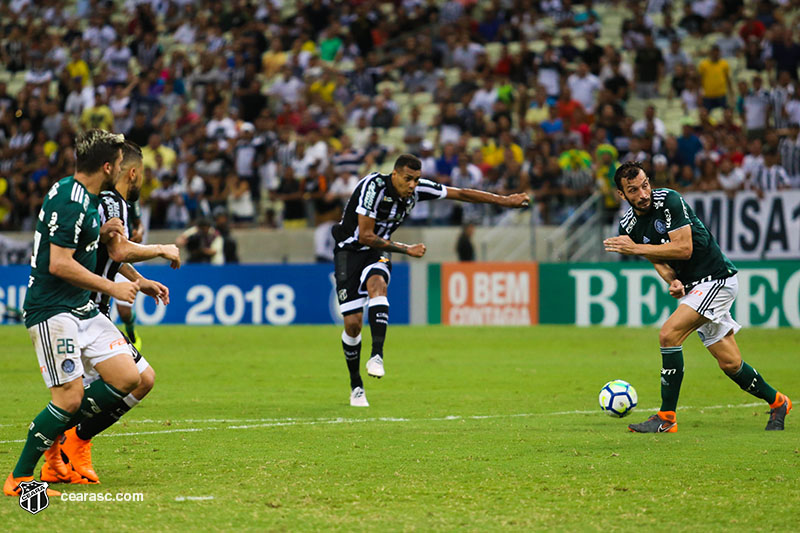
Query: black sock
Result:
<box><xmin>342</xmin><ymin>331</ymin><xmax>362</xmax><ymax>389</ymax></box>
<box><xmin>76</xmin><ymin>393</ymin><xmax>140</xmax><ymax>440</ymax></box>
<box><xmin>368</xmin><ymin>296</ymin><xmax>389</xmax><ymax>357</ymax></box>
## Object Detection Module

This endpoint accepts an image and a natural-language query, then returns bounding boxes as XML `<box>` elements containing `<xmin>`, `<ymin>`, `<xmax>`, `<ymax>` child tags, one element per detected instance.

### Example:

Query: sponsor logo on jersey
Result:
<box><xmin>654</xmin><ymin>200</ymin><xmax>664</xmax><ymax>209</ymax></box>
<box><xmin>338</xmin><ymin>288</ymin><xmax>347</xmax><ymax>302</ymax></box>
<box><xmin>625</xmin><ymin>216</ymin><xmax>637</xmax><ymax>233</ymax></box>
<box><xmin>664</xmin><ymin>208</ymin><xmax>672</xmax><ymax>228</ymax></box>
<box><xmin>363</xmin><ymin>181</ymin><xmax>377</xmax><ymax>210</ymax></box>
<box><xmin>643</xmin><ymin>236</ymin><xmax>650</xmax><ymax>243</ymax></box>
<box><xmin>109</xmin><ymin>337</ymin><xmax>127</xmax><ymax>350</ymax></box>
<box><xmin>85</xmin><ymin>237</ymin><xmax>99</xmax><ymax>253</ymax></box>
<box><xmin>654</xmin><ymin>219</ymin><xmax>667</xmax><ymax>234</ymax></box>
<box><xmin>661</xmin><ymin>368</ymin><xmax>677</xmax><ymax>375</ymax></box>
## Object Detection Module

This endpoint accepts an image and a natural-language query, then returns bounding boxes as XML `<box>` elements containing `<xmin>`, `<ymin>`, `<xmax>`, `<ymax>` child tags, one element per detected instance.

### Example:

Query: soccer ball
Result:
<box><xmin>598</xmin><ymin>380</ymin><xmax>638</xmax><ymax>418</ymax></box>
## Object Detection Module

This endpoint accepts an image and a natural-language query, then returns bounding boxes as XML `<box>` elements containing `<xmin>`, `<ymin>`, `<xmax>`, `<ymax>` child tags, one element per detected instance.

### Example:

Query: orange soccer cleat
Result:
<box><xmin>43</xmin><ymin>438</ymin><xmax>71</xmax><ymax>479</ymax></box>
<box><xmin>60</xmin><ymin>427</ymin><xmax>99</xmax><ymax>483</ymax></box>
<box><xmin>40</xmin><ymin>462</ymin><xmax>93</xmax><ymax>485</ymax></box>
<box><xmin>4</xmin><ymin>473</ymin><xmax>61</xmax><ymax>497</ymax></box>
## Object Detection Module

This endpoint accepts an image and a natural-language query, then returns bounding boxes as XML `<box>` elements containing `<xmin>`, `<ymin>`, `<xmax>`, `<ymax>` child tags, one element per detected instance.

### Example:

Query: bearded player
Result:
<box><xmin>39</xmin><ymin>140</ymin><xmax>180</xmax><ymax>485</ymax></box>
<box><xmin>604</xmin><ymin>161</ymin><xmax>791</xmax><ymax>432</ymax></box>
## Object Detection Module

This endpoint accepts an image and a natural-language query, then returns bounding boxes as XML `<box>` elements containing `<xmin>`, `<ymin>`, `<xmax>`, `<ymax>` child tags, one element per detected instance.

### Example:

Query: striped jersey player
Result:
<box><xmin>332</xmin><ymin>153</ymin><xmax>530</xmax><ymax>407</ymax></box>
<box><xmin>604</xmin><ymin>161</ymin><xmax>791</xmax><ymax>433</ymax></box>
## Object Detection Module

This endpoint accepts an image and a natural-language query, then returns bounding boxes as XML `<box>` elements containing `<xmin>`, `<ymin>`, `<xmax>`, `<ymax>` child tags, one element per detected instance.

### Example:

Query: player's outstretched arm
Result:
<box><xmin>49</xmin><ymin>244</ymin><xmax>139</xmax><ymax>303</ymax></box>
<box><xmin>107</xmin><ymin>231</ymin><xmax>181</xmax><ymax>268</ymax></box>
<box><xmin>357</xmin><ymin>214</ymin><xmax>426</xmax><ymax>258</ymax></box>
<box><xmin>119</xmin><ymin>263</ymin><xmax>170</xmax><ymax>305</ymax></box>
<box><xmin>445</xmin><ymin>187</ymin><xmax>530</xmax><ymax>207</ymax></box>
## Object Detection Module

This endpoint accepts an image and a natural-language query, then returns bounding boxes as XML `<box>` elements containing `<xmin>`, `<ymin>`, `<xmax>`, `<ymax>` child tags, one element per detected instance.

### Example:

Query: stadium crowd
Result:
<box><xmin>1</xmin><ymin>0</ymin><xmax>800</xmax><ymax>235</ymax></box>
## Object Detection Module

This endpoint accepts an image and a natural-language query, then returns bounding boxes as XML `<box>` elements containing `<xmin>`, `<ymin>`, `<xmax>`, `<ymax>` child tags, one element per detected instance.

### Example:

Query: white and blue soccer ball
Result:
<box><xmin>599</xmin><ymin>380</ymin><xmax>638</xmax><ymax>418</ymax></box>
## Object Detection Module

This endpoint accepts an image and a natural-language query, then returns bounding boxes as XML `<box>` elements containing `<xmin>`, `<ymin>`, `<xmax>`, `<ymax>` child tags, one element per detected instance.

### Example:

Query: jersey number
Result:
<box><xmin>30</xmin><ymin>231</ymin><xmax>42</xmax><ymax>268</ymax></box>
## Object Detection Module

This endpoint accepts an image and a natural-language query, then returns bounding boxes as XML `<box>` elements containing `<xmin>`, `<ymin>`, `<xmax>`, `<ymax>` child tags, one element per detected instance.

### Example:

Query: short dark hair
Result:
<box><xmin>121</xmin><ymin>140</ymin><xmax>143</xmax><ymax>167</ymax></box>
<box><xmin>614</xmin><ymin>160</ymin><xmax>646</xmax><ymax>190</ymax></box>
<box><xmin>394</xmin><ymin>153</ymin><xmax>422</xmax><ymax>172</ymax></box>
<box><xmin>75</xmin><ymin>129</ymin><xmax>125</xmax><ymax>174</ymax></box>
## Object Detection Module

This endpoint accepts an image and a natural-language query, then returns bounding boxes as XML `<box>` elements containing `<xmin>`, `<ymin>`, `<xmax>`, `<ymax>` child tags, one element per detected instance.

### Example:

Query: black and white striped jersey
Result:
<box><xmin>778</xmin><ymin>137</ymin><xmax>800</xmax><ymax>186</ymax></box>
<box><xmin>90</xmin><ymin>189</ymin><xmax>131</xmax><ymax>315</ymax></box>
<box><xmin>751</xmin><ymin>164</ymin><xmax>790</xmax><ymax>191</ymax></box>
<box><xmin>332</xmin><ymin>171</ymin><xmax>447</xmax><ymax>252</ymax></box>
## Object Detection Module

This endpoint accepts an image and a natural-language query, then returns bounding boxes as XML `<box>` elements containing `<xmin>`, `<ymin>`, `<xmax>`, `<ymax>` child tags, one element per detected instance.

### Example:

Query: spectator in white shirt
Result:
<box><xmin>567</xmin><ymin>62</ymin><xmax>601</xmax><ymax>114</ymax></box>
<box><xmin>742</xmin><ymin>76</ymin><xmax>771</xmax><ymax>139</ymax></box>
<box><xmin>718</xmin><ymin>157</ymin><xmax>746</xmax><ymax>193</ymax></box>
<box><xmin>268</xmin><ymin>66</ymin><xmax>305</xmax><ymax>107</ymax></box>
<box><xmin>102</xmin><ymin>37</ymin><xmax>132</xmax><ymax>84</ymax></box>
<box><xmin>632</xmin><ymin>105</ymin><xmax>666</xmax><ymax>139</ymax></box>
<box><xmin>469</xmin><ymin>80</ymin><xmax>498</xmax><ymax>114</ymax></box>
<box><xmin>206</xmin><ymin>105</ymin><xmax>238</xmax><ymax>142</ymax></box>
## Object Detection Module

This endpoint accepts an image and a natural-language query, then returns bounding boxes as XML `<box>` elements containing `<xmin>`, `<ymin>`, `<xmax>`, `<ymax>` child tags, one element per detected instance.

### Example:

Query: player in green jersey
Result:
<box><xmin>45</xmin><ymin>140</ymin><xmax>180</xmax><ymax>485</ymax></box>
<box><xmin>5</xmin><ymin>130</ymin><xmax>143</xmax><ymax>497</ymax></box>
<box><xmin>604</xmin><ymin>161</ymin><xmax>791</xmax><ymax>433</ymax></box>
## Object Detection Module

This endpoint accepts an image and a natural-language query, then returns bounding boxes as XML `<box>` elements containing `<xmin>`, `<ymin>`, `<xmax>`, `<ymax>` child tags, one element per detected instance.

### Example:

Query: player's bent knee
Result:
<box><xmin>50</xmin><ymin>380</ymin><xmax>85</xmax><ymax>414</ymax></box>
<box><xmin>137</xmin><ymin>368</ymin><xmax>155</xmax><ymax>396</ymax></box>
<box><xmin>718</xmin><ymin>359</ymin><xmax>740</xmax><ymax>374</ymax></box>
<box><xmin>107</xmin><ymin>371</ymin><xmax>141</xmax><ymax>395</ymax></box>
<box><xmin>366</xmin><ymin>276</ymin><xmax>388</xmax><ymax>297</ymax></box>
<box><xmin>658</xmin><ymin>328</ymin><xmax>679</xmax><ymax>348</ymax></box>
<box><xmin>344</xmin><ymin>322</ymin><xmax>362</xmax><ymax>338</ymax></box>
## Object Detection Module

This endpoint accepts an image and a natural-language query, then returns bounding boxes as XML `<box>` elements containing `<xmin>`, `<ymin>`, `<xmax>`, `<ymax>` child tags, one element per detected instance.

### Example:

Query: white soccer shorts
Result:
<box><xmin>28</xmin><ymin>312</ymin><xmax>132</xmax><ymax>388</ymax></box>
<box><xmin>680</xmin><ymin>274</ymin><xmax>741</xmax><ymax>347</ymax></box>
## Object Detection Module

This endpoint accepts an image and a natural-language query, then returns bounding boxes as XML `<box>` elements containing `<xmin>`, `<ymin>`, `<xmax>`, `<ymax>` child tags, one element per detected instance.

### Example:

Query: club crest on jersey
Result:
<box><xmin>654</xmin><ymin>219</ymin><xmax>667</xmax><ymax>234</ymax></box>
<box><xmin>62</xmin><ymin>359</ymin><xmax>76</xmax><ymax>373</ymax></box>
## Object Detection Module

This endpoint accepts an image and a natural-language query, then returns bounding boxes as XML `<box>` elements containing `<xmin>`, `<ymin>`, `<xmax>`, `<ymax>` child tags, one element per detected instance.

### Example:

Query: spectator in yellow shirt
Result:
<box><xmin>79</xmin><ymin>89</ymin><xmax>114</xmax><ymax>130</ymax></box>
<box><xmin>261</xmin><ymin>38</ymin><xmax>287</xmax><ymax>78</ymax></box>
<box><xmin>698</xmin><ymin>45</ymin><xmax>732</xmax><ymax>111</ymax></box>
<box><xmin>142</xmin><ymin>133</ymin><xmax>177</xmax><ymax>171</ymax></box>
<box><xmin>66</xmin><ymin>48</ymin><xmax>90</xmax><ymax>87</ymax></box>
<box><xmin>309</xmin><ymin>69</ymin><xmax>336</xmax><ymax>103</ymax></box>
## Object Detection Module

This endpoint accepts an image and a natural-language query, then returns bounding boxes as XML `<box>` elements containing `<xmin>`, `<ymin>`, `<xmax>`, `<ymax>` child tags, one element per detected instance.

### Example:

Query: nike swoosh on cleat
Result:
<box><xmin>657</xmin><ymin>423</ymin><xmax>675</xmax><ymax>432</ymax></box>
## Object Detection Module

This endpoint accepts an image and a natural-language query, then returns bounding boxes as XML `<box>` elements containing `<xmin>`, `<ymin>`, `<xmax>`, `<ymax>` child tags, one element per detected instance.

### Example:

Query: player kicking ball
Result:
<box><xmin>604</xmin><ymin>161</ymin><xmax>791</xmax><ymax>432</ymax></box>
<box><xmin>332</xmin><ymin>154</ymin><xmax>529</xmax><ymax>406</ymax></box>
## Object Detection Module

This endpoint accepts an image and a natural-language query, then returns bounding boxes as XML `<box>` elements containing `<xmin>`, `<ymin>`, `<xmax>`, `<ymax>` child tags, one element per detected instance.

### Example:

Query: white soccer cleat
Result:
<box><xmin>350</xmin><ymin>386</ymin><xmax>369</xmax><ymax>407</ymax></box>
<box><xmin>366</xmin><ymin>355</ymin><xmax>385</xmax><ymax>378</ymax></box>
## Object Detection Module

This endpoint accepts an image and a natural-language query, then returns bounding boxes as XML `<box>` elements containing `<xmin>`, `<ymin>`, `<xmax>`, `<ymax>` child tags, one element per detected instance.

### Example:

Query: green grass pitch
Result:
<box><xmin>1</xmin><ymin>325</ymin><xmax>798</xmax><ymax>531</ymax></box>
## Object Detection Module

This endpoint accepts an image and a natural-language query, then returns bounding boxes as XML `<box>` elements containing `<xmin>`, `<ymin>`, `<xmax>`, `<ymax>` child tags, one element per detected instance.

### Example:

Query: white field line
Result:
<box><xmin>0</xmin><ymin>402</ymin><xmax>765</xmax><ymax>444</ymax></box>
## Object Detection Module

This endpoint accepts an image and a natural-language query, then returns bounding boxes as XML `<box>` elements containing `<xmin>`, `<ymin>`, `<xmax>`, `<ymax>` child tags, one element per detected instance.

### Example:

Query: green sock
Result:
<box><xmin>660</xmin><ymin>346</ymin><xmax>684</xmax><ymax>412</ymax></box>
<box><xmin>12</xmin><ymin>403</ymin><xmax>73</xmax><ymax>477</ymax></box>
<box><xmin>123</xmin><ymin>311</ymin><xmax>136</xmax><ymax>342</ymax></box>
<box><xmin>67</xmin><ymin>379</ymin><xmax>127</xmax><ymax>428</ymax></box>
<box><xmin>726</xmin><ymin>361</ymin><xmax>778</xmax><ymax>404</ymax></box>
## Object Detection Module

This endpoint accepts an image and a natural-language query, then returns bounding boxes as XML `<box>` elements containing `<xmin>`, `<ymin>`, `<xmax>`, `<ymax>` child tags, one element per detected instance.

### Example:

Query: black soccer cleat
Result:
<box><xmin>628</xmin><ymin>413</ymin><xmax>677</xmax><ymax>433</ymax></box>
<box><xmin>765</xmin><ymin>394</ymin><xmax>792</xmax><ymax>431</ymax></box>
